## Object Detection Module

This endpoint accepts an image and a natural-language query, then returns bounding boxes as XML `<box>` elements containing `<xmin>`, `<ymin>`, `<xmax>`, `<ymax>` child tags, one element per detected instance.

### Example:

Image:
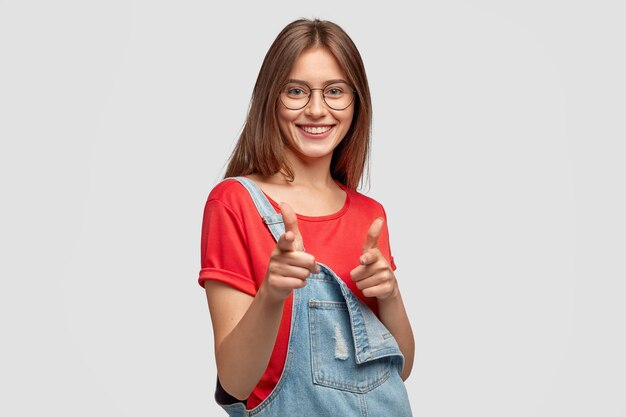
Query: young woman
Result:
<box><xmin>199</xmin><ymin>18</ymin><xmax>414</xmax><ymax>416</ymax></box>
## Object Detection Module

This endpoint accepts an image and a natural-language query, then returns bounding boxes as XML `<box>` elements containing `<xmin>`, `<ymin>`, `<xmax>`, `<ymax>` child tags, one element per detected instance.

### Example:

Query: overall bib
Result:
<box><xmin>217</xmin><ymin>177</ymin><xmax>413</xmax><ymax>417</ymax></box>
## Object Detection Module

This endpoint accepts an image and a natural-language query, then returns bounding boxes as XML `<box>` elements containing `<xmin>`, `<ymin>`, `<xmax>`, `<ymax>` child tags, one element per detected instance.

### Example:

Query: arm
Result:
<box><xmin>350</xmin><ymin>217</ymin><xmax>415</xmax><ymax>380</ymax></box>
<box><xmin>204</xmin><ymin>280</ymin><xmax>285</xmax><ymax>400</ymax></box>
<box><xmin>204</xmin><ymin>202</ymin><xmax>317</xmax><ymax>400</ymax></box>
<box><xmin>377</xmin><ymin>285</ymin><xmax>415</xmax><ymax>380</ymax></box>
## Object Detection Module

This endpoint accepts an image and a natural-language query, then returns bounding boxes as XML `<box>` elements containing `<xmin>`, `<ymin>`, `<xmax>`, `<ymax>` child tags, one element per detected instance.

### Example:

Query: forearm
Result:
<box><xmin>216</xmin><ymin>287</ymin><xmax>284</xmax><ymax>400</ymax></box>
<box><xmin>377</xmin><ymin>285</ymin><xmax>415</xmax><ymax>380</ymax></box>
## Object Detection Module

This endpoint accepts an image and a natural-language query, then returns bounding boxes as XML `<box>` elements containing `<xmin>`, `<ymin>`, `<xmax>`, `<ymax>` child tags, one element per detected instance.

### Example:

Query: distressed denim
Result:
<box><xmin>217</xmin><ymin>177</ymin><xmax>412</xmax><ymax>417</ymax></box>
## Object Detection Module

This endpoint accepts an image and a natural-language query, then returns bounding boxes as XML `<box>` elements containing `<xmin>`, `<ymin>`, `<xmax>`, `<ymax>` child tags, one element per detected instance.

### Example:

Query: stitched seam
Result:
<box><xmin>360</xmin><ymin>394</ymin><xmax>369</xmax><ymax>417</ymax></box>
<box><xmin>313</xmin><ymin>369</ymin><xmax>391</xmax><ymax>393</ymax></box>
<box><xmin>308</xmin><ymin>300</ymin><xmax>347</xmax><ymax>310</ymax></box>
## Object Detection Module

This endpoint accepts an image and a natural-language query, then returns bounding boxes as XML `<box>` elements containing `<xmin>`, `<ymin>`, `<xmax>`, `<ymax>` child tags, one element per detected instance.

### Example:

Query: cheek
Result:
<box><xmin>277</xmin><ymin>109</ymin><xmax>304</xmax><ymax>147</ymax></box>
<box><xmin>277</xmin><ymin>107</ymin><xmax>297</xmax><ymax>132</ymax></box>
<box><xmin>339</xmin><ymin>110</ymin><xmax>355</xmax><ymax>135</ymax></box>
<box><xmin>276</xmin><ymin>108</ymin><xmax>290</xmax><ymax>139</ymax></box>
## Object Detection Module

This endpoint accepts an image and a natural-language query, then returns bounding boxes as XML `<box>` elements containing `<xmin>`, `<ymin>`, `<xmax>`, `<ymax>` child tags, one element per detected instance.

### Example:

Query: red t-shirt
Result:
<box><xmin>198</xmin><ymin>177</ymin><xmax>396</xmax><ymax>409</ymax></box>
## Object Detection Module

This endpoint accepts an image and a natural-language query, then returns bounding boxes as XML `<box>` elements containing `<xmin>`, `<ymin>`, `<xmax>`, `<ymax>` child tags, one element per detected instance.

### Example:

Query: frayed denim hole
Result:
<box><xmin>333</xmin><ymin>324</ymin><xmax>349</xmax><ymax>360</ymax></box>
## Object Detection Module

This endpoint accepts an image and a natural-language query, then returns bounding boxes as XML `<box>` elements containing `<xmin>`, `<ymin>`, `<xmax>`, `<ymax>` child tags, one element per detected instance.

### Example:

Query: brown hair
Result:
<box><xmin>223</xmin><ymin>18</ymin><xmax>372</xmax><ymax>190</ymax></box>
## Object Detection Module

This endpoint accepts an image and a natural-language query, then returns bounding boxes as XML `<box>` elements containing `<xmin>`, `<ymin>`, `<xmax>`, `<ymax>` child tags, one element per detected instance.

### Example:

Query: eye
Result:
<box><xmin>288</xmin><ymin>87</ymin><xmax>305</xmax><ymax>96</ymax></box>
<box><xmin>324</xmin><ymin>83</ymin><xmax>348</xmax><ymax>98</ymax></box>
<box><xmin>284</xmin><ymin>84</ymin><xmax>310</xmax><ymax>98</ymax></box>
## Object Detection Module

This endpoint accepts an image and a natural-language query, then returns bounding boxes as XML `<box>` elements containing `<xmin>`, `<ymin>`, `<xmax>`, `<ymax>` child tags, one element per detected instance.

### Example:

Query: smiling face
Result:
<box><xmin>277</xmin><ymin>47</ymin><xmax>355</xmax><ymax>164</ymax></box>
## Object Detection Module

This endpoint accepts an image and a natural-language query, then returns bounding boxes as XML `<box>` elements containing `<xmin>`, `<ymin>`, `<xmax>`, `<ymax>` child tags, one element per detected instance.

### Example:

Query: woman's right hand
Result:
<box><xmin>259</xmin><ymin>202</ymin><xmax>320</xmax><ymax>303</ymax></box>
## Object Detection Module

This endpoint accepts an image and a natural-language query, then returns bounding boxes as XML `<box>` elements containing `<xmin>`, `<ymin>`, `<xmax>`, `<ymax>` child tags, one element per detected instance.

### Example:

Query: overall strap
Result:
<box><xmin>226</xmin><ymin>176</ymin><xmax>285</xmax><ymax>242</ymax></box>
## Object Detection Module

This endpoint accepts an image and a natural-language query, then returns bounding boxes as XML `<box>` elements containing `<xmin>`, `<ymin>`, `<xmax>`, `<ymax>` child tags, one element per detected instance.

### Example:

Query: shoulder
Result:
<box><xmin>207</xmin><ymin>178</ymin><xmax>252</xmax><ymax>209</ymax></box>
<box><xmin>202</xmin><ymin>178</ymin><xmax>263</xmax><ymax>226</ymax></box>
<box><xmin>344</xmin><ymin>186</ymin><xmax>388</xmax><ymax>218</ymax></box>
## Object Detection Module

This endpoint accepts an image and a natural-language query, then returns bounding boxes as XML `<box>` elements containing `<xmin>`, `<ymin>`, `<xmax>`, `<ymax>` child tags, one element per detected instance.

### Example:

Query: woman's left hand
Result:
<box><xmin>349</xmin><ymin>218</ymin><xmax>399</xmax><ymax>300</ymax></box>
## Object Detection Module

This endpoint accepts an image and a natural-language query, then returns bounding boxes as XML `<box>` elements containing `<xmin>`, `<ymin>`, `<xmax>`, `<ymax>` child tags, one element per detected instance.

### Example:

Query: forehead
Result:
<box><xmin>287</xmin><ymin>47</ymin><xmax>349</xmax><ymax>84</ymax></box>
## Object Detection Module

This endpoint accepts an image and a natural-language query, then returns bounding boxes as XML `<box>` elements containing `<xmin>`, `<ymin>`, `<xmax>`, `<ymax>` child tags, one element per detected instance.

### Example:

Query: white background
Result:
<box><xmin>1</xmin><ymin>1</ymin><xmax>625</xmax><ymax>416</ymax></box>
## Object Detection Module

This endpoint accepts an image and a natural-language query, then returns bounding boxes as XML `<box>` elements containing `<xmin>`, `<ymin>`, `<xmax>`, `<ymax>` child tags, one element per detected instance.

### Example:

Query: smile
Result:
<box><xmin>299</xmin><ymin>125</ymin><xmax>333</xmax><ymax>134</ymax></box>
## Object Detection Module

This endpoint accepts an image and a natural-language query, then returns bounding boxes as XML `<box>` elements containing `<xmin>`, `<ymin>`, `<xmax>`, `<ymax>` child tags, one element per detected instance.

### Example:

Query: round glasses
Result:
<box><xmin>279</xmin><ymin>81</ymin><xmax>356</xmax><ymax>111</ymax></box>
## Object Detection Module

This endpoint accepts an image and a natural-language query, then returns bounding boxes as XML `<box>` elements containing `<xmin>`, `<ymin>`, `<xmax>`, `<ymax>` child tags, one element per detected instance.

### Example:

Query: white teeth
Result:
<box><xmin>302</xmin><ymin>125</ymin><xmax>331</xmax><ymax>134</ymax></box>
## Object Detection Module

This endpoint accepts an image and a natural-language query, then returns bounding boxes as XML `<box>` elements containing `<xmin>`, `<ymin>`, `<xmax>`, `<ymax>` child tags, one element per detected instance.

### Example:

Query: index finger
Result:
<box><xmin>279</xmin><ymin>202</ymin><xmax>304</xmax><ymax>251</ymax></box>
<box><xmin>362</xmin><ymin>217</ymin><xmax>384</xmax><ymax>252</ymax></box>
<box><xmin>276</xmin><ymin>230</ymin><xmax>297</xmax><ymax>252</ymax></box>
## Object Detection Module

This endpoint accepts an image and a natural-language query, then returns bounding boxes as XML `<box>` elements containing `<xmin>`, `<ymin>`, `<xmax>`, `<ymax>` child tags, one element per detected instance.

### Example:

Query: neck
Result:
<box><xmin>271</xmin><ymin>148</ymin><xmax>335</xmax><ymax>188</ymax></box>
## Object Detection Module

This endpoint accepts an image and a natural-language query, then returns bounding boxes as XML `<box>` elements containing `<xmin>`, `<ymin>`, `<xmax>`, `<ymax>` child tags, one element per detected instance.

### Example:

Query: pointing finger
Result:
<box><xmin>362</xmin><ymin>217</ymin><xmax>384</xmax><ymax>253</ymax></box>
<box><xmin>276</xmin><ymin>230</ymin><xmax>297</xmax><ymax>252</ymax></box>
<box><xmin>359</xmin><ymin>250</ymin><xmax>381</xmax><ymax>266</ymax></box>
<box><xmin>279</xmin><ymin>202</ymin><xmax>304</xmax><ymax>252</ymax></box>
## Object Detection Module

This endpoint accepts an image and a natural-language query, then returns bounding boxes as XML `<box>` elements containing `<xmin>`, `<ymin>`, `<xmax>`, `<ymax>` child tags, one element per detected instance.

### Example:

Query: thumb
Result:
<box><xmin>279</xmin><ymin>202</ymin><xmax>305</xmax><ymax>252</ymax></box>
<box><xmin>362</xmin><ymin>217</ymin><xmax>384</xmax><ymax>253</ymax></box>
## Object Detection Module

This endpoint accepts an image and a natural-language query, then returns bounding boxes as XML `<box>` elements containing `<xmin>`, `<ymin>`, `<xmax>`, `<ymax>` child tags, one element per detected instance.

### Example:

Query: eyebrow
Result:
<box><xmin>286</xmin><ymin>78</ymin><xmax>350</xmax><ymax>86</ymax></box>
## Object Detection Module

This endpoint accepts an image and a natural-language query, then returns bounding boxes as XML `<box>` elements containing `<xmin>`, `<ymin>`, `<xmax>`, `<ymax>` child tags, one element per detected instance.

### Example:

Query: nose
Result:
<box><xmin>304</xmin><ymin>89</ymin><xmax>328</xmax><ymax>117</ymax></box>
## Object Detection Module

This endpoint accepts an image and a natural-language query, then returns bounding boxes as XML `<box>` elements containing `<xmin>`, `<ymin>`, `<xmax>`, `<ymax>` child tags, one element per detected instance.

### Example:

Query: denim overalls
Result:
<box><xmin>217</xmin><ymin>177</ymin><xmax>413</xmax><ymax>417</ymax></box>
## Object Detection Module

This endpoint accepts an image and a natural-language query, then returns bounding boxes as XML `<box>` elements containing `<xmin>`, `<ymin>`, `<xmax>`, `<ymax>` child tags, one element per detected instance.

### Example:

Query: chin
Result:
<box><xmin>292</xmin><ymin>140</ymin><xmax>339</xmax><ymax>160</ymax></box>
<box><xmin>294</xmin><ymin>147</ymin><xmax>333</xmax><ymax>160</ymax></box>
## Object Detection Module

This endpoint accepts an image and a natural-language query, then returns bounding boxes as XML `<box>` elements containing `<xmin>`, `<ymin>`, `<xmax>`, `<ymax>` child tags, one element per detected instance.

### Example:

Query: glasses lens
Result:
<box><xmin>280</xmin><ymin>82</ymin><xmax>310</xmax><ymax>110</ymax></box>
<box><xmin>323</xmin><ymin>82</ymin><xmax>354</xmax><ymax>110</ymax></box>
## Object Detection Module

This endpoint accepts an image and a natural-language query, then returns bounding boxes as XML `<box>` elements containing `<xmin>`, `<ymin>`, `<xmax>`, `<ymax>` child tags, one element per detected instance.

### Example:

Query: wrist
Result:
<box><xmin>256</xmin><ymin>282</ymin><xmax>288</xmax><ymax>309</ymax></box>
<box><xmin>378</xmin><ymin>284</ymin><xmax>401</xmax><ymax>304</ymax></box>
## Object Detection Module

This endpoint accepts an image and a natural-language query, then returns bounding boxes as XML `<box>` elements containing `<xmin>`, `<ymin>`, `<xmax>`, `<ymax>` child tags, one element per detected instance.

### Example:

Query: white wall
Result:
<box><xmin>1</xmin><ymin>1</ymin><xmax>624</xmax><ymax>416</ymax></box>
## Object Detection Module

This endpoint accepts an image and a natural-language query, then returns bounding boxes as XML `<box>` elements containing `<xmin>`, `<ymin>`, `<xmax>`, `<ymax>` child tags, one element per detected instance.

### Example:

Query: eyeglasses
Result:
<box><xmin>279</xmin><ymin>81</ymin><xmax>356</xmax><ymax>111</ymax></box>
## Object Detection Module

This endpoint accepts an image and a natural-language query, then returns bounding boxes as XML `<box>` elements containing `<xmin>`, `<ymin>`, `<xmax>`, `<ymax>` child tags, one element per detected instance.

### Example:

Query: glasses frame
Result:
<box><xmin>279</xmin><ymin>80</ymin><xmax>357</xmax><ymax>111</ymax></box>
